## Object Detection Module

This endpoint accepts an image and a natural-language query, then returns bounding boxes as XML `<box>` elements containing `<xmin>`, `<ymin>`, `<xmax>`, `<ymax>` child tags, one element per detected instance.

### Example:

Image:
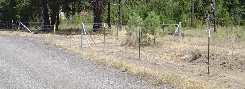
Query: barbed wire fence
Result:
<box><xmin>1</xmin><ymin>20</ymin><xmax>244</xmax><ymax>74</ymax></box>
<box><xmin>80</xmin><ymin>23</ymin><xmax>120</xmax><ymax>48</ymax></box>
<box><xmin>0</xmin><ymin>20</ymin><xmax>15</xmax><ymax>30</ymax></box>
<box><xmin>78</xmin><ymin>22</ymin><xmax>244</xmax><ymax>74</ymax></box>
<box><xmin>0</xmin><ymin>21</ymin><xmax>52</xmax><ymax>32</ymax></box>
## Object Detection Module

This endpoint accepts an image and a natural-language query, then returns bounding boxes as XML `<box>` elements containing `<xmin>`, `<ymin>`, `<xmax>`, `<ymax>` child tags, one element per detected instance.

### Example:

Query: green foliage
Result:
<box><xmin>0</xmin><ymin>0</ymin><xmax>19</xmax><ymax>21</ymax></box>
<box><xmin>124</xmin><ymin>11</ymin><xmax>163</xmax><ymax>46</ymax></box>
<box><xmin>194</xmin><ymin>20</ymin><xmax>206</xmax><ymax>29</ymax></box>
<box><xmin>80</xmin><ymin>12</ymin><xmax>93</xmax><ymax>23</ymax></box>
<box><xmin>142</xmin><ymin>11</ymin><xmax>161</xmax><ymax>45</ymax></box>
<box><xmin>213</xmin><ymin>27</ymin><xmax>245</xmax><ymax>42</ymax></box>
<box><xmin>122</xmin><ymin>6</ymin><xmax>135</xmax><ymax>25</ymax></box>
<box><xmin>121</xmin><ymin>12</ymin><xmax>143</xmax><ymax>47</ymax></box>
<box><xmin>126</xmin><ymin>12</ymin><xmax>143</xmax><ymax>35</ymax></box>
<box><xmin>0</xmin><ymin>0</ymin><xmax>245</xmax><ymax>28</ymax></box>
<box><xmin>143</xmin><ymin>11</ymin><xmax>160</xmax><ymax>34</ymax></box>
<box><xmin>16</xmin><ymin>0</ymin><xmax>42</xmax><ymax>22</ymax></box>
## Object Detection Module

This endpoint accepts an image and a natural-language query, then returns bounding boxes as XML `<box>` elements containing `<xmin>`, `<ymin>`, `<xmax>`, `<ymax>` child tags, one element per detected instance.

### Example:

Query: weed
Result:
<box><xmin>111</xmin><ymin>61</ymin><xmax>129</xmax><ymax>72</ymax></box>
<box><xmin>111</xmin><ymin>61</ymin><xmax>122</xmax><ymax>69</ymax></box>
<box><xmin>164</xmin><ymin>74</ymin><xmax>184</xmax><ymax>86</ymax></box>
<box><xmin>44</xmin><ymin>41</ymin><xmax>56</xmax><ymax>46</ymax></box>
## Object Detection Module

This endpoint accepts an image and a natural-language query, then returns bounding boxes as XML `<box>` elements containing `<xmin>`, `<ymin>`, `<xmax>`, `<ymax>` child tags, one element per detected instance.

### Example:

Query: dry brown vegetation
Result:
<box><xmin>1</xmin><ymin>27</ymin><xmax>244</xmax><ymax>89</ymax></box>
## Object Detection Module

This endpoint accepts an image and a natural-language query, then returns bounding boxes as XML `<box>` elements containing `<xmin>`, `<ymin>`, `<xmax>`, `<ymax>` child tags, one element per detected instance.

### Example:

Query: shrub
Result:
<box><xmin>143</xmin><ymin>11</ymin><xmax>160</xmax><ymax>34</ymax></box>
<box><xmin>142</xmin><ymin>11</ymin><xmax>161</xmax><ymax>45</ymax></box>
<box><xmin>121</xmin><ymin>12</ymin><xmax>143</xmax><ymax>47</ymax></box>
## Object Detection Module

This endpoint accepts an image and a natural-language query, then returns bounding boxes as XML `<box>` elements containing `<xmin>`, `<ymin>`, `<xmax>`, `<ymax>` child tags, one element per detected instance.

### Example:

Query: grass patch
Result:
<box><xmin>44</xmin><ymin>41</ymin><xmax>56</xmax><ymax>46</ymax></box>
<box><xmin>57</xmin><ymin>44</ymin><xmax>210</xmax><ymax>89</ymax></box>
<box><xmin>164</xmin><ymin>74</ymin><xmax>206</xmax><ymax>89</ymax></box>
<box><xmin>216</xmin><ymin>27</ymin><xmax>245</xmax><ymax>41</ymax></box>
<box><xmin>45</xmin><ymin>30</ymin><xmax>216</xmax><ymax>89</ymax></box>
<box><xmin>111</xmin><ymin>60</ymin><xmax>129</xmax><ymax>72</ymax></box>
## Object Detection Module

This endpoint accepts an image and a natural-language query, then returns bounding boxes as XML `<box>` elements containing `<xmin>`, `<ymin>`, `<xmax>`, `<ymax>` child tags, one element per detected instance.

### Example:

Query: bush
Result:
<box><xmin>80</xmin><ymin>12</ymin><xmax>93</xmax><ymax>23</ymax></box>
<box><xmin>121</xmin><ymin>11</ymin><xmax>163</xmax><ymax>47</ymax></box>
<box><xmin>121</xmin><ymin>12</ymin><xmax>143</xmax><ymax>47</ymax></box>
<box><xmin>143</xmin><ymin>11</ymin><xmax>160</xmax><ymax>34</ymax></box>
<box><xmin>142</xmin><ymin>11</ymin><xmax>161</xmax><ymax>45</ymax></box>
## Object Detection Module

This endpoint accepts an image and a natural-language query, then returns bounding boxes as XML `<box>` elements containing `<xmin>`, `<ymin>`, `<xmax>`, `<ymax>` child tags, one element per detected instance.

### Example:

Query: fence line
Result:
<box><xmin>18</xmin><ymin>22</ymin><xmax>33</xmax><ymax>34</ymax></box>
<box><xmin>1</xmin><ymin>21</ymin><xmax>244</xmax><ymax>76</ymax></box>
<box><xmin>162</xmin><ymin>22</ymin><xmax>182</xmax><ymax>38</ymax></box>
<box><xmin>73</xmin><ymin>22</ymin><xmax>245</xmax><ymax>75</ymax></box>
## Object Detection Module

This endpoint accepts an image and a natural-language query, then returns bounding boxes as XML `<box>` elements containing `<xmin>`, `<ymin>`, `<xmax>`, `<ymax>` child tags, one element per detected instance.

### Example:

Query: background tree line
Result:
<box><xmin>0</xmin><ymin>0</ymin><xmax>244</xmax><ymax>31</ymax></box>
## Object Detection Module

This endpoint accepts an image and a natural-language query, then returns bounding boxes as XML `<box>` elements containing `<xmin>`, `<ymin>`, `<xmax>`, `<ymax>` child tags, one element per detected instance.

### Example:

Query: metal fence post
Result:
<box><xmin>178</xmin><ymin>22</ymin><xmax>182</xmax><ymax>38</ymax></box>
<box><xmin>103</xmin><ymin>23</ymin><xmax>106</xmax><ymax>46</ymax></box>
<box><xmin>162</xmin><ymin>22</ymin><xmax>165</xmax><ymax>31</ymax></box>
<box><xmin>206</xmin><ymin>15</ymin><xmax>211</xmax><ymax>75</ymax></box>
<box><xmin>81</xmin><ymin>23</ymin><xmax>84</xmax><ymax>48</ymax></box>
<box><xmin>138</xmin><ymin>26</ymin><xmax>141</xmax><ymax>60</ymax></box>
<box><xmin>17</xmin><ymin>22</ymin><xmax>21</xmax><ymax>32</ymax></box>
<box><xmin>208</xmin><ymin>29</ymin><xmax>210</xmax><ymax>75</ymax></box>
<box><xmin>12</xmin><ymin>20</ymin><xmax>13</xmax><ymax>31</ymax></box>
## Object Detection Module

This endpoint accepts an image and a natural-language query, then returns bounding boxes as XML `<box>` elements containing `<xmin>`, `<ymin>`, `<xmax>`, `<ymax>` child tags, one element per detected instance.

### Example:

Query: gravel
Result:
<box><xmin>0</xmin><ymin>34</ymin><xmax>163</xmax><ymax>89</ymax></box>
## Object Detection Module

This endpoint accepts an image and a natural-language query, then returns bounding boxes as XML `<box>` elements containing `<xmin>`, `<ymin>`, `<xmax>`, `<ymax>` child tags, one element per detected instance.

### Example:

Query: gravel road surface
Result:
<box><xmin>0</xmin><ymin>35</ymin><xmax>157</xmax><ymax>89</ymax></box>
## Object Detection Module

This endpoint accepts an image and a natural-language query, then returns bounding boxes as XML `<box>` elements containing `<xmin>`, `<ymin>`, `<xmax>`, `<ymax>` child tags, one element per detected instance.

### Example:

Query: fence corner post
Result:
<box><xmin>162</xmin><ymin>22</ymin><xmax>165</xmax><ymax>31</ymax></box>
<box><xmin>11</xmin><ymin>20</ymin><xmax>13</xmax><ymax>31</ymax></box>
<box><xmin>178</xmin><ymin>22</ymin><xmax>182</xmax><ymax>38</ymax></box>
<box><xmin>81</xmin><ymin>23</ymin><xmax>84</xmax><ymax>48</ymax></box>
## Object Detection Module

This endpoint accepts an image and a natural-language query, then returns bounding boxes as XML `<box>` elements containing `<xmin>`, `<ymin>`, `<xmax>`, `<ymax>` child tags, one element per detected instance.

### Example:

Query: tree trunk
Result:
<box><xmin>50</xmin><ymin>8</ymin><xmax>57</xmax><ymax>26</ymax></box>
<box><xmin>107</xmin><ymin>0</ymin><xmax>111</xmax><ymax>29</ymax></box>
<box><xmin>191</xmin><ymin>0</ymin><xmax>194</xmax><ymax>27</ymax></box>
<box><xmin>40</xmin><ymin>0</ymin><xmax>50</xmax><ymax>31</ymax></box>
<box><xmin>92</xmin><ymin>0</ymin><xmax>103</xmax><ymax>32</ymax></box>
<box><xmin>119</xmin><ymin>0</ymin><xmax>122</xmax><ymax>30</ymax></box>
<box><xmin>56</xmin><ymin>10</ymin><xmax>59</xmax><ymax>30</ymax></box>
<box><xmin>50</xmin><ymin>5</ymin><xmax>60</xmax><ymax>31</ymax></box>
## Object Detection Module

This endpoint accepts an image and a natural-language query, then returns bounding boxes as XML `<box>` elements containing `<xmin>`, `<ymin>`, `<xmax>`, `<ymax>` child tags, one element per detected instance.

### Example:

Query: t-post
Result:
<box><xmin>103</xmin><ymin>23</ymin><xmax>106</xmax><ymax>46</ymax></box>
<box><xmin>206</xmin><ymin>15</ymin><xmax>211</xmax><ymax>75</ymax></box>
<box><xmin>178</xmin><ymin>22</ymin><xmax>182</xmax><ymax>38</ymax></box>
<box><xmin>208</xmin><ymin>28</ymin><xmax>210</xmax><ymax>75</ymax></box>
<box><xmin>12</xmin><ymin>20</ymin><xmax>13</xmax><ymax>31</ymax></box>
<box><xmin>138</xmin><ymin>26</ymin><xmax>141</xmax><ymax>60</ymax></box>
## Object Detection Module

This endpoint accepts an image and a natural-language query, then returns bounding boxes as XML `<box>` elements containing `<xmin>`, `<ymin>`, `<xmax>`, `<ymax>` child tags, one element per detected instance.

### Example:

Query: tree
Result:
<box><xmin>17</xmin><ymin>0</ymin><xmax>42</xmax><ymax>22</ymax></box>
<box><xmin>143</xmin><ymin>11</ymin><xmax>160</xmax><ymax>44</ymax></box>
<box><xmin>91</xmin><ymin>0</ymin><xmax>103</xmax><ymax>31</ymax></box>
<box><xmin>107</xmin><ymin>0</ymin><xmax>111</xmax><ymax>28</ymax></box>
<box><xmin>1</xmin><ymin>0</ymin><xmax>244</xmax><ymax>29</ymax></box>
<box><xmin>119</xmin><ymin>0</ymin><xmax>122</xmax><ymax>30</ymax></box>
<box><xmin>0</xmin><ymin>0</ymin><xmax>19</xmax><ymax>21</ymax></box>
<box><xmin>241</xmin><ymin>0</ymin><xmax>245</xmax><ymax>25</ymax></box>
<box><xmin>40</xmin><ymin>0</ymin><xmax>50</xmax><ymax>30</ymax></box>
<box><xmin>191</xmin><ymin>0</ymin><xmax>194</xmax><ymax>27</ymax></box>
<box><xmin>223</xmin><ymin>0</ymin><xmax>243</xmax><ymax>25</ymax></box>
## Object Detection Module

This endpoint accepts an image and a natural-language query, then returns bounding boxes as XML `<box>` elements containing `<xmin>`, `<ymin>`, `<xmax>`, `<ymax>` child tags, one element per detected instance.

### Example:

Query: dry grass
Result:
<box><xmin>58</xmin><ymin>43</ymin><xmax>210</xmax><ymax>89</ymax></box>
<box><xmin>44</xmin><ymin>41</ymin><xmax>56</xmax><ymax>46</ymax></box>
<box><xmin>1</xmin><ymin>26</ymin><xmax>244</xmax><ymax>89</ymax></box>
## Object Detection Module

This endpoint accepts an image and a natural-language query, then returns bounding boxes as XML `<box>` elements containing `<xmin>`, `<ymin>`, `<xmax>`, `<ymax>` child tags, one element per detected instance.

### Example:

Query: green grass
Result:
<box><xmin>213</xmin><ymin>26</ymin><xmax>245</xmax><ymax>42</ymax></box>
<box><xmin>44</xmin><ymin>41</ymin><xmax>56</xmax><ymax>46</ymax></box>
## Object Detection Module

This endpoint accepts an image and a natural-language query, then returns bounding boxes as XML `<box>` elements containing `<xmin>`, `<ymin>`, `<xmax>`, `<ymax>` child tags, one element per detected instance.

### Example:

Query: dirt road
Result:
<box><xmin>0</xmin><ymin>34</ymin><xmax>162</xmax><ymax>89</ymax></box>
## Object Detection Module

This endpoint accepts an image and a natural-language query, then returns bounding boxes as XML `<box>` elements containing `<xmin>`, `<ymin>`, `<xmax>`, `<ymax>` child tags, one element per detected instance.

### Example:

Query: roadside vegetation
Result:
<box><xmin>1</xmin><ymin>0</ymin><xmax>245</xmax><ymax>89</ymax></box>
